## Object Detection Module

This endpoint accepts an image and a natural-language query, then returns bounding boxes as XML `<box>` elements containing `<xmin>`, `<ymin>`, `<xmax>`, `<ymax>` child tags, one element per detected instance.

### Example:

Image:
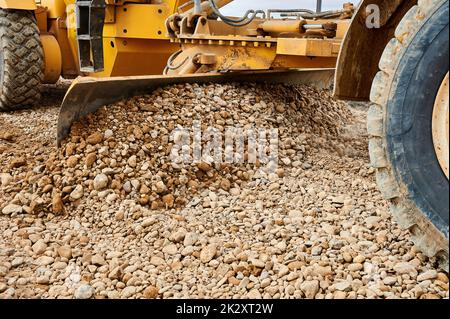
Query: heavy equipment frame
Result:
<box><xmin>18</xmin><ymin>0</ymin><xmax>199</xmax><ymax>78</ymax></box>
<box><xmin>1</xmin><ymin>0</ymin><xmax>353</xmax><ymax>113</ymax></box>
<box><xmin>163</xmin><ymin>2</ymin><xmax>354</xmax><ymax>75</ymax></box>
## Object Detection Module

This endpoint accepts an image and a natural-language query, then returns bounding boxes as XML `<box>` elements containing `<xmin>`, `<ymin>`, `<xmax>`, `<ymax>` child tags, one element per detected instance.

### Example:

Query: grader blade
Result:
<box><xmin>57</xmin><ymin>69</ymin><xmax>334</xmax><ymax>146</ymax></box>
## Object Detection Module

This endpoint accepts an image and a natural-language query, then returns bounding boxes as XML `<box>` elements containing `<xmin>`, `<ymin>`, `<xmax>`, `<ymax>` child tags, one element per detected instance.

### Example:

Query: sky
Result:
<box><xmin>221</xmin><ymin>0</ymin><xmax>348</xmax><ymax>16</ymax></box>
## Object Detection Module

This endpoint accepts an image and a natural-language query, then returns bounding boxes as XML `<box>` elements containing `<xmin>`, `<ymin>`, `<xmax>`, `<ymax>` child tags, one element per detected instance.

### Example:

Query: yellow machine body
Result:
<box><xmin>166</xmin><ymin>17</ymin><xmax>349</xmax><ymax>75</ymax></box>
<box><xmin>1</xmin><ymin>0</ymin><xmax>352</xmax><ymax>84</ymax></box>
<box><xmin>18</xmin><ymin>0</ymin><xmax>352</xmax><ymax>82</ymax></box>
<box><xmin>1</xmin><ymin>0</ymin><xmax>192</xmax><ymax>83</ymax></box>
<box><xmin>162</xmin><ymin>2</ymin><xmax>354</xmax><ymax>76</ymax></box>
<box><xmin>98</xmin><ymin>2</ymin><xmax>181</xmax><ymax>77</ymax></box>
<box><xmin>0</xmin><ymin>0</ymin><xmax>37</xmax><ymax>10</ymax></box>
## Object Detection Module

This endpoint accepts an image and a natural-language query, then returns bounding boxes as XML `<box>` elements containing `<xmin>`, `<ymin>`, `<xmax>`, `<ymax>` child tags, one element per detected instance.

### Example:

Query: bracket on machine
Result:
<box><xmin>75</xmin><ymin>0</ymin><xmax>106</xmax><ymax>73</ymax></box>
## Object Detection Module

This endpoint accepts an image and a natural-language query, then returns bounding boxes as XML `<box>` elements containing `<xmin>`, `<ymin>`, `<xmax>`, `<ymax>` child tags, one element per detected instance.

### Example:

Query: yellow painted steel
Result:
<box><xmin>55</xmin><ymin>0</ymin><xmax>191</xmax><ymax>77</ymax></box>
<box><xmin>41</xmin><ymin>34</ymin><xmax>63</xmax><ymax>84</ymax></box>
<box><xmin>277</xmin><ymin>38</ymin><xmax>341</xmax><ymax>57</ymax></box>
<box><xmin>3</xmin><ymin>0</ymin><xmax>348</xmax><ymax>80</ymax></box>
<box><xmin>48</xmin><ymin>19</ymin><xmax>79</xmax><ymax>78</ymax></box>
<box><xmin>94</xmin><ymin>2</ymin><xmax>186</xmax><ymax>77</ymax></box>
<box><xmin>259</xmin><ymin>20</ymin><xmax>304</xmax><ymax>34</ymax></box>
<box><xmin>165</xmin><ymin>6</ymin><xmax>352</xmax><ymax>76</ymax></box>
<box><xmin>36</xmin><ymin>0</ymin><xmax>345</xmax><ymax>78</ymax></box>
<box><xmin>41</xmin><ymin>0</ymin><xmax>348</xmax><ymax>143</ymax></box>
<box><xmin>103</xmin><ymin>3</ymin><xmax>170</xmax><ymax>40</ymax></box>
<box><xmin>40</xmin><ymin>0</ymin><xmax>66</xmax><ymax>18</ymax></box>
<box><xmin>186</xmin><ymin>0</ymin><xmax>232</xmax><ymax>15</ymax></box>
<box><xmin>29</xmin><ymin>0</ymin><xmax>235</xmax><ymax>79</ymax></box>
<box><xmin>21</xmin><ymin>1</ymin><xmax>347</xmax><ymax>97</ymax></box>
<box><xmin>168</xmin><ymin>45</ymin><xmax>277</xmax><ymax>75</ymax></box>
<box><xmin>64</xmin><ymin>2</ymin><xmax>82</xmax><ymax>76</ymax></box>
<box><xmin>0</xmin><ymin>0</ymin><xmax>36</xmax><ymax>10</ymax></box>
<box><xmin>98</xmin><ymin>38</ymin><xmax>179</xmax><ymax>77</ymax></box>
<box><xmin>167</xmin><ymin>38</ymin><xmax>340</xmax><ymax>76</ymax></box>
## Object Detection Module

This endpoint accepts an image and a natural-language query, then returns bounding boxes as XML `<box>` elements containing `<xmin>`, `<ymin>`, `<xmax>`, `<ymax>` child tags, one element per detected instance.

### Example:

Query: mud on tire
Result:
<box><xmin>0</xmin><ymin>9</ymin><xmax>44</xmax><ymax>111</ymax></box>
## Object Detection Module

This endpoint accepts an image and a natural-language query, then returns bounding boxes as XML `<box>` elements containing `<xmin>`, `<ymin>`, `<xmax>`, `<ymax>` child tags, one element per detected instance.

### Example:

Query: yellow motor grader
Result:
<box><xmin>0</xmin><ymin>0</ymin><xmax>448</xmax><ymax>269</ymax></box>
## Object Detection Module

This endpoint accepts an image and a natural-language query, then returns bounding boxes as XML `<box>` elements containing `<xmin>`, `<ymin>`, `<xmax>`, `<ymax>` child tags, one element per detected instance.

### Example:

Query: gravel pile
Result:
<box><xmin>0</xmin><ymin>83</ymin><xmax>448</xmax><ymax>299</ymax></box>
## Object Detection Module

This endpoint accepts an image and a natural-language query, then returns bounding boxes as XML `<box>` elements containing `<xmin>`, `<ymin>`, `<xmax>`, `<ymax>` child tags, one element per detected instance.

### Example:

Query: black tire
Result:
<box><xmin>369</xmin><ymin>1</ymin><xmax>449</xmax><ymax>270</ymax></box>
<box><xmin>0</xmin><ymin>9</ymin><xmax>44</xmax><ymax>111</ymax></box>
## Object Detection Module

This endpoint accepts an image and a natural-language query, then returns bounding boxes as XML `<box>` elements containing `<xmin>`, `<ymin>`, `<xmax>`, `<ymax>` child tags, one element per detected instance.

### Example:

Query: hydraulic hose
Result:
<box><xmin>164</xmin><ymin>50</ymin><xmax>189</xmax><ymax>75</ymax></box>
<box><xmin>207</xmin><ymin>0</ymin><xmax>265</xmax><ymax>27</ymax></box>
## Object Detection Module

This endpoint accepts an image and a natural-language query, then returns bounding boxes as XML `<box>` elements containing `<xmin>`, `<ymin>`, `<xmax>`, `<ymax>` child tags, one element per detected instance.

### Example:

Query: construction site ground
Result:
<box><xmin>0</xmin><ymin>81</ymin><xmax>448</xmax><ymax>299</ymax></box>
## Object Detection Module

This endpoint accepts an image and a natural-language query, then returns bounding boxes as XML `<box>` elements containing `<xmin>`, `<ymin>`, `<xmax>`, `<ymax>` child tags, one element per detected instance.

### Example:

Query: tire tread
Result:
<box><xmin>368</xmin><ymin>1</ymin><xmax>449</xmax><ymax>270</ymax></box>
<box><xmin>0</xmin><ymin>9</ymin><xmax>44</xmax><ymax>111</ymax></box>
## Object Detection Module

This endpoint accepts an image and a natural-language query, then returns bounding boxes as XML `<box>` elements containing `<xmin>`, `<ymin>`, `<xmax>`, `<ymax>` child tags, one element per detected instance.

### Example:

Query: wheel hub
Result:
<box><xmin>432</xmin><ymin>72</ymin><xmax>449</xmax><ymax>179</ymax></box>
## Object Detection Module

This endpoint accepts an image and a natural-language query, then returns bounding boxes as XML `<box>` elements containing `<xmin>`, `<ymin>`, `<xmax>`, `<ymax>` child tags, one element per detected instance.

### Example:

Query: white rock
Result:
<box><xmin>104</xmin><ymin>129</ymin><xmax>114</xmax><ymax>139</ymax></box>
<box><xmin>334</xmin><ymin>281</ymin><xmax>351</xmax><ymax>292</ymax></box>
<box><xmin>200</xmin><ymin>244</ymin><xmax>217</xmax><ymax>263</ymax></box>
<box><xmin>417</xmin><ymin>270</ymin><xmax>438</xmax><ymax>282</ymax></box>
<box><xmin>154</xmin><ymin>181</ymin><xmax>167</xmax><ymax>194</ymax></box>
<box><xmin>394</xmin><ymin>262</ymin><xmax>418</xmax><ymax>276</ymax></box>
<box><xmin>70</xmin><ymin>185</ymin><xmax>84</xmax><ymax>200</ymax></box>
<box><xmin>181</xmin><ymin>246</ymin><xmax>194</xmax><ymax>256</ymax></box>
<box><xmin>162</xmin><ymin>244</ymin><xmax>178</xmax><ymax>255</ymax></box>
<box><xmin>230</xmin><ymin>188</ymin><xmax>240</xmax><ymax>196</ymax></box>
<box><xmin>311</xmin><ymin>246</ymin><xmax>322</xmax><ymax>256</ymax></box>
<box><xmin>150</xmin><ymin>256</ymin><xmax>165</xmax><ymax>266</ymax></box>
<box><xmin>365</xmin><ymin>216</ymin><xmax>381</xmax><ymax>228</ymax></box>
<box><xmin>289</xmin><ymin>210</ymin><xmax>303</xmax><ymax>219</ymax></box>
<box><xmin>2</xmin><ymin>204</ymin><xmax>22</xmax><ymax>215</ymax></box>
<box><xmin>32</xmin><ymin>240</ymin><xmax>47</xmax><ymax>255</ymax></box>
<box><xmin>0</xmin><ymin>79</ymin><xmax>441</xmax><ymax>300</ymax></box>
<box><xmin>91</xmin><ymin>255</ymin><xmax>106</xmax><ymax>266</ymax></box>
<box><xmin>75</xmin><ymin>284</ymin><xmax>94</xmax><ymax>299</ymax></box>
<box><xmin>93</xmin><ymin>174</ymin><xmax>109</xmax><ymax>190</ymax></box>
<box><xmin>0</xmin><ymin>173</ymin><xmax>13</xmax><ymax>187</ymax></box>
<box><xmin>34</xmin><ymin>256</ymin><xmax>54</xmax><ymax>266</ymax></box>
<box><xmin>260</xmin><ymin>278</ymin><xmax>271</xmax><ymax>288</ymax></box>
<box><xmin>131</xmin><ymin>179</ymin><xmax>140</xmax><ymax>190</ymax></box>
<box><xmin>106</xmin><ymin>193</ymin><xmax>118</xmax><ymax>203</ymax></box>
<box><xmin>247</xmin><ymin>289</ymin><xmax>262</xmax><ymax>299</ymax></box>
<box><xmin>121</xmin><ymin>286</ymin><xmax>137</xmax><ymax>298</ymax></box>
<box><xmin>183</xmin><ymin>232</ymin><xmax>199</xmax><ymax>246</ymax></box>
<box><xmin>249</xmin><ymin>259</ymin><xmax>265</xmax><ymax>269</ymax></box>
<box><xmin>141</xmin><ymin>217</ymin><xmax>157</xmax><ymax>227</ymax></box>
<box><xmin>11</xmin><ymin>257</ymin><xmax>24</xmax><ymax>268</ymax></box>
<box><xmin>128</xmin><ymin>155</ymin><xmax>137</xmax><ymax>168</ymax></box>
<box><xmin>123</xmin><ymin>181</ymin><xmax>132</xmax><ymax>193</ymax></box>
<box><xmin>278</xmin><ymin>265</ymin><xmax>289</xmax><ymax>277</ymax></box>
<box><xmin>170</xmin><ymin>228</ymin><xmax>187</xmax><ymax>243</ymax></box>
<box><xmin>300</xmin><ymin>280</ymin><xmax>319</xmax><ymax>299</ymax></box>
<box><xmin>312</xmin><ymin>265</ymin><xmax>333</xmax><ymax>277</ymax></box>
<box><xmin>276</xmin><ymin>241</ymin><xmax>287</xmax><ymax>252</ymax></box>
<box><xmin>322</xmin><ymin>224</ymin><xmax>337</xmax><ymax>235</ymax></box>
<box><xmin>383</xmin><ymin>276</ymin><xmax>397</xmax><ymax>286</ymax></box>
